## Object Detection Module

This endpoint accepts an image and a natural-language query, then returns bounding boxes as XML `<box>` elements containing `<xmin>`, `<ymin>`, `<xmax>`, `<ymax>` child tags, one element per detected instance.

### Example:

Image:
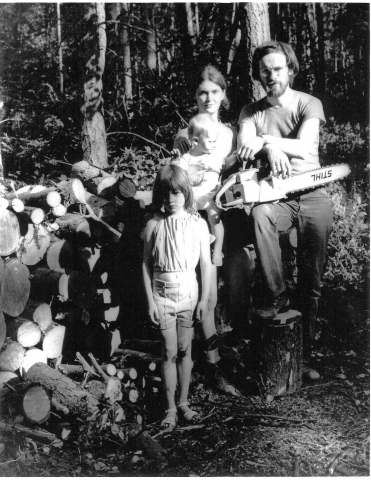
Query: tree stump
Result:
<box><xmin>250</xmin><ymin>309</ymin><xmax>303</xmax><ymax>400</ymax></box>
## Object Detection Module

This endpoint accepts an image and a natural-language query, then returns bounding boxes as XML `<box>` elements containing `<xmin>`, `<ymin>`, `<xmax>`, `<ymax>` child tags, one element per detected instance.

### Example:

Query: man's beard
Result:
<box><xmin>264</xmin><ymin>81</ymin><xmax>288</xmax><ymax>98</ymax></box>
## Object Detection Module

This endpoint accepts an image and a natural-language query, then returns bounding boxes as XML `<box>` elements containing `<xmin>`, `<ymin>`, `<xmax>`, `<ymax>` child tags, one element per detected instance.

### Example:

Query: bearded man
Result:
<box><xmin>237</xmin><ymin>41</ymin><xmax>333</xmax><ymax>381</ymax></box>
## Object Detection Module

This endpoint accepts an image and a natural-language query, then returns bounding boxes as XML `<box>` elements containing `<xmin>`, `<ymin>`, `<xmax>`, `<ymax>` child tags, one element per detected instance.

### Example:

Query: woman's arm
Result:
<box><xmin>196</xmin><ymin>218</ymin><xmax>212</xmax><ymax>321</ymax></box>
<box><xmin>142</xmin><ymin>218</ymin><xmax>159</xmax><ymax>325</ymax></box>
<box><xmin>172</xmin><ymin>127</ymin><xmax>191</xmax><ymax>157</ymax></box>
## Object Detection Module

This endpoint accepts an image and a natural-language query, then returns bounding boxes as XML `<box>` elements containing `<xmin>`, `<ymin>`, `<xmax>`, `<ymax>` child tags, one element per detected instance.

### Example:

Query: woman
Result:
<box><xmin>172</xmin><ymin>65</ymin><xmax>238</xmax><ymax>394</ymax></box>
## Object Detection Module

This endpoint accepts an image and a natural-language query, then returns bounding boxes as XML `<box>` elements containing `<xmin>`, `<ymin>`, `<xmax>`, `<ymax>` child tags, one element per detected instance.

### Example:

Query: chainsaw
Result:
<box><xmin>215</xmin><ymin>162</ymin><xmax>351</xmax><ymax>211</ymax></box>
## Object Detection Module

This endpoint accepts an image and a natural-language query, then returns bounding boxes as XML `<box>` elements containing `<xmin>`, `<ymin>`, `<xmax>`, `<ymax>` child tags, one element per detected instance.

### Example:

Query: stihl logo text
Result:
<box><xmin>311</xmin><ymin>169</ymin><xmax>332</xmax><ymax>182</ymax></box>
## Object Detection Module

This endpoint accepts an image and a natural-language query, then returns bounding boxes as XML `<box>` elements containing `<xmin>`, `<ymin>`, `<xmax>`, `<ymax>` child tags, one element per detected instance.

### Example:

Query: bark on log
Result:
<box><xmin>56</xmin><ymin>178</ymin><xmax>86</xmax><ymax>206</ymax></box>
<box><xmin>22</xmin><ymin>384</ymin><xmax>51</xmax><ymax>424</ymax></box>
<box><xmin>0</xmin><ymin>420</ymin><xmax>57</xmax><ymax>444</ymax></box>
<box><xmin>46</xmin><ymin>239</ymin><xmax>76</xmax><ymax>273</ymax></box>
<box><xmin>16</xmin><ymin>223</ymin><xmax>51</xmax><ymax>266</ymax></box>
<box><xmin>122</xmin><ymin>339</ymin><xmax>161</xmax><ymax>357</ymax></box>
<box><xmin>250</xmin><ymin>310</ymin><xmax>303</xmax><ymax>399</ymax></box>
<box><xmin>85</xmin><ymin>191</ymin><xmax>115</xmax><ymax>222</ymax></box>
<box><xmin>43</xmin><ymin>324</ymin><xmax>66</xmax><ymax>359</ymax></box>
<box><xmin>1</xmin><ymin>258</ymin><xmax>30</xmax><ymax>317</ymax></box>
<box><xmin>0</xmin><ymin>209</ymin><xmax>20</xmax><ymax>256</ymax></box>
<box><xmin>6</xmin><ymin>318</ymin><xmax>42</xmax><ymax>348</ymax></box>
<box><xmin>0</xmin><ymin>311</ymin><xmax>5</xmax><ymax>351</ymax></box>
<box><xmin>26</xmin><ymin>363</ymin><xmax>100</xmax><ymax>418</ymax></box>
<box><xmin>0</xmin><ymin>338</ymin><xmax>26</xmax><ymax>372</ymax></box>
<box><xmin>71</xmin><ymin>160</ymin><xmax>118</xmax><ymax>199</ymax></box>
<box><xmin>56</xmin><ymin>213</ymin><xmax>91</xmax><ymax>238</ymax></box>
<box><xmin>20</xmin><ymin>347</ymin><xmax>47</xmax><ymax>376</ymax></box>
<box><xmin>30</xmin><ymin>268</ymin><xmax>68</xmax><ymax>303</ymax></box>
<box><xmin>58</xmin><ymin>364</ymin><xmax>84</xmax><ymax>377</ymax></box>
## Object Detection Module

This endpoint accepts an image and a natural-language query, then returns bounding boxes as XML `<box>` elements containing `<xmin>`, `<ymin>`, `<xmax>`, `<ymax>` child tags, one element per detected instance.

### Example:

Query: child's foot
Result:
<box><xmin>212</xmin><ymin>250</ymin><xmax>224</xmax><ymax>266</ymax></box>
<box><xmin>161</xmin><ymin>408</ymin><xmax>178</xmax><ymax>429</ymax></box>
<box><xmin>178</xmin><ymin>402</ymin><xmax>200</xmax><ymax>423</ymax></box>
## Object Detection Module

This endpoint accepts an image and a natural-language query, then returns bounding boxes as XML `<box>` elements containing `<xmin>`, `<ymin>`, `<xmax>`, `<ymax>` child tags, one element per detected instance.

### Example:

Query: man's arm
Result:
<box><xmin>261</xmin><ymin>118</ymin><xmax>320</xmax><ymax>160</ymax></box>
<box><xmin>237</xmin><ymin>121</ymin><xmax>264</xmax><ymax>161</ymax></box>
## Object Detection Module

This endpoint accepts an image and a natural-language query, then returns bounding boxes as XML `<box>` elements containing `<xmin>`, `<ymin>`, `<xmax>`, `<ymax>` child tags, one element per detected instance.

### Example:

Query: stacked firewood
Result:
<box><xmin>0</xmin><ymin>165</ymin><xmax>168</xmax><ymax>459</ymax></box>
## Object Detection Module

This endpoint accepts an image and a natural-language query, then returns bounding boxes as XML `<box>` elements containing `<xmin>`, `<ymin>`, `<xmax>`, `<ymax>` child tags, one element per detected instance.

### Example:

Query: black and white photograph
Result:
<box><xmin>0</xmin><ymin>2</ymin><xmax>369</xmax><ymax>477</ymax></box>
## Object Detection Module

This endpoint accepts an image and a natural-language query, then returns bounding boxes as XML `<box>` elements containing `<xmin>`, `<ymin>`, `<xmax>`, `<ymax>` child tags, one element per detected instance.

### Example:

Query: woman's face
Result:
<box><xmin>196</xmin><ymin>80</ymin><xmax>225</xmax><ymax>116</ymax></box>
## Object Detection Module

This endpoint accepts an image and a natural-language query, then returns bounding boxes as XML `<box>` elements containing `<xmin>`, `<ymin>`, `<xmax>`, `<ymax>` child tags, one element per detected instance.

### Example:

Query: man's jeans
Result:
<box><xmin>252</xmin><ymin>187</ymin><xmax>333</xmax><ymax>358</ymax></box>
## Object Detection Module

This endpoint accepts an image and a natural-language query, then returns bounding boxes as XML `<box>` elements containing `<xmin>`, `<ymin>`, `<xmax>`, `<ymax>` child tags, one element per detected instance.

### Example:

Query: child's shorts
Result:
<box><xmin>153</xmin><ymin>277</ymin><xmax>198</xmax><ymax>330</ymax></box>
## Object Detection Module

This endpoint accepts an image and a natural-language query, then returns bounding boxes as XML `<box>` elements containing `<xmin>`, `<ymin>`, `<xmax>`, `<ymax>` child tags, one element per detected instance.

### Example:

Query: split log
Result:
<box><xmin>0</xmin><ymin>311</ymin><xmax>5</xmax><ymax>351</ymax></box>
<box><xmin>22</xmin><ymin>384</ymin><xmax>51</xmax><ymax>424</ymax></box>
<box><xmin>71</xmin><ymin>160</ymin><xmax>118</xmax><ymax>199</ymax></box>
<box><xmin>55</xmin><ymin>178</ymin><xmax>86</xmax><ymax>207</ymax></box>
<box><xmin>0</xmin><ymin>209</ymin><xmax>20</xmax><ymax>256</ymax></box>
<box><xmin>46</xmin><ymin>239</ymin><xmax>76</xmax><ymax>272</ymax></box>
<box><xmin>56</xmin><ymin>213</ymin><xmax>91</xmax><ymax>238</ymax></box>
<box><xmin>20</xmin><ymin>348</ymin><xmax>47</xmax><ymax>376</ymax></box>
<box><xmin>67</xmin><ymin>271</ymin><xmax>95</xmax><ymax>309</ymax></box>
<box><xmin>6</xmin><ymin>318</ymin><xmax>42</xmax><ymax>348</ymax></box>
<box><xmin>16</xmin><ymin>223</ymin><xmax>51</xmax><ymax>266</ymax></box>
<box><xmin>30</xmin><ymin>267</ymin><xmax>68</xmax><ymax>303</ymax></box>
<box><xmin>0</xmin><ymin>420</ymin><xmax>57</xmax><ymax>444</ymax></box>
<box><xmin>26</xmin><ymin>363</ymin><xmax>100</xmax><ymax>418</ymax></box>
<box><xmin>43</xmin><ymin>324</ymin><xmax>66</xmax><ymax>359</ymax></box>
<box><xmin>250</xmin><ymin>310</ymin><xmax>303</xmax><ymax>399</ymax></box>
<box><xmin>0</xmin><ymin>338</ymin><xmax>25</xmax><ymax>372</ymax></box>
<box><xmin>1</xmin><ymin>258</ymin><xmax>30</xmax><ymax>318</ymax></box>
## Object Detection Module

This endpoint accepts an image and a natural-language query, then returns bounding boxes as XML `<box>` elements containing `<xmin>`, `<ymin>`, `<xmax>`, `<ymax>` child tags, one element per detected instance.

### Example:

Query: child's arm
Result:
<box><xmin>142</xmin><ymin>218</ymin><xmax>159</xmax><ymax>325</ymax></box>
<box><xmin>196</xmin><ymin>218</ymin><xmax>212</xmax><ymax>321</ymax></box>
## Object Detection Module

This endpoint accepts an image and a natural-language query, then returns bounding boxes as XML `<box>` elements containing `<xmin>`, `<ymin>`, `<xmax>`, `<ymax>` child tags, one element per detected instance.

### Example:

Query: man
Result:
<box><xmin>237</xmin><ymin>41</ymin><xmax>333</xmax><ymax>381</ymax></box>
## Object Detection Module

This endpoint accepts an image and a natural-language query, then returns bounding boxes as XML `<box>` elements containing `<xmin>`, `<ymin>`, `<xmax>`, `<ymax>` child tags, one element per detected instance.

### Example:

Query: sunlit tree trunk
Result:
<box><xmin>120</xmin><ymin>3</ymin><xmax>132</xmax><ymax>98</ymax></box>
<box><xmin>227</xmin><ymin>5</ymin><xmax>241</xmax><ymax>74</ymax></box>
<box><xmin>316</xmin><ymin>3</ymin><xmax>326</xmax><ymax>95</ymax></box>
<box><xmin>81</xmin><ymin>3</ymin><xmax>108</xmax><ymax>168</ymax></box>
<box><xmin>241</xmin><ymin>2</ymin><xmax>271</xmax><ymax>102</ymax></box>
<box><xmin>185</xmin><ymin>3</ymin><xmax>195</xmax><ymax>46</ymax></box>
<box><xmin>144</xmin><ymin>4</ymin><xmax>156</xmax><ymax>71</ymax></box>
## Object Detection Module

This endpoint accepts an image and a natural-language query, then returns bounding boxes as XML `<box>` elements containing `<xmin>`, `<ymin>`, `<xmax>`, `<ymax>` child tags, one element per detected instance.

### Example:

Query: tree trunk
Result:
<box><xmin>241</xmin><ymin>2</ymin><xmax>271</xmax><ymax>102</ymax></box>
<box><xmin>316</xmin><ymin>3</ymin><xmax>326</xmax><ymax>95</ymax></box>
<box><xmin>81</xmin><ymin>3</ymin><xmax>108</xmax><ymax>168</ymax></box>
<box><xmin>185</xmin><ymin>3</ymin><xmax>195</xmax><ymax>46</ymax></box>
<box><xmin>71</xmin><ymin>160</ymin><xmax>118</xmax><ymax>198</ymax></box>
<box><xmin>144</xmin><ymin>4</ymin><xmax>157</xmax><ymax>71</ymax></box>
<box><xmin>120</xmin><ymin>2</ymin><xmax>132</xmax><ymax>99</ymax></box>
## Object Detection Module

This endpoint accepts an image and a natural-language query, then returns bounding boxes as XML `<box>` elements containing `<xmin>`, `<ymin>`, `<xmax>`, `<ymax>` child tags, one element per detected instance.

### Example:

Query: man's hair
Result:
<box><xmin>192</xmin><ymin>64</ymin><xmax>230</xmax><ymax>110</ymax></box>
<box><xmin>188</xmin><ymin>113</ymin><xmax>218</xmax><ymax>140</ymax></box>
<box><xmin>152</xmin><ymin>164</ymin><xmax>194</xmax><ymax>213</ymax></box>
<box><xmin>252</xmin><ymin>41</ymin><xmax>300</xmax><ymax>86</ymax></box>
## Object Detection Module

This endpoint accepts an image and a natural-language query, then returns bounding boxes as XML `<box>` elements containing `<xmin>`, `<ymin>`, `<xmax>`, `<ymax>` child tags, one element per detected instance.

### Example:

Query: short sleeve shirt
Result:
<box><xmin>239</xmin><ymin>91</ymin><xmax>326</xmax><ymax>174</ymax></box>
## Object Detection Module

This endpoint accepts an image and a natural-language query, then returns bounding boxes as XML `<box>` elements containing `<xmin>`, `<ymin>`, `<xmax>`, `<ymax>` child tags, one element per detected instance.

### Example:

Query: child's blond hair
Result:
<box><xmin>188</xmin><ymin>113</ymin><xmax>218</xmax><ymax>140</ymax></box>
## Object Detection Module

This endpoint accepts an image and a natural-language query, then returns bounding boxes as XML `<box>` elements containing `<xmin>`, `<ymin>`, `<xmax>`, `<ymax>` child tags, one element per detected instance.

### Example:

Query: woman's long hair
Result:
<box><xmin>192</xmin><ymin>64</ymin><xmax>230</xmax><ymax>110</ymax></box>
<box><xmin>152</xmin><ymin>164</ymin><xmax>194</xmax><ymax>213</ymax></box>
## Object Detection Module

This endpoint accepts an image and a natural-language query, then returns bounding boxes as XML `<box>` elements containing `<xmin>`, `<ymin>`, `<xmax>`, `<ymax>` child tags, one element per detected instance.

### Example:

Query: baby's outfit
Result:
<box><xmin>178</xmin><ymin>153</ymin><xmax>223</xmax><ymax>210</ymax></box>
<box><xmin>152</xmin><ymin>212</ymin><xmax>201</xmax><ymax>330</ymax></box>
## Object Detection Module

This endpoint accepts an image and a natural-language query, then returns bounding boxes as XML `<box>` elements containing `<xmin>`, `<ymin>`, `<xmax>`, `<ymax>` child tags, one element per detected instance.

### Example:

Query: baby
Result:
<box><xmin>172</xmin><ymin>113</ymin><xmax>224</xmax><ymax>266</ymax></box>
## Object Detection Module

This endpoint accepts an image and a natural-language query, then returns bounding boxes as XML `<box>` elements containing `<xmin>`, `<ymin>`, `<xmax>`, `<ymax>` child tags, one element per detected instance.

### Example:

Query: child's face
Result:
<box><xmin>195</xmin><ymin>127</ymin><xmax>218</xmax><ymax>154</ymax></box>
<box><xmin>163</xmin><ymin>189</ymin><xmax>186</xmax><ymax>215</ymax></box>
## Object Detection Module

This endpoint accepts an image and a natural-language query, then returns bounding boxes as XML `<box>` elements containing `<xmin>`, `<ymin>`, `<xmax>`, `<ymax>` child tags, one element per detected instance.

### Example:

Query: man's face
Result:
<box><xmin>259</xmin><ymin>52</ymin><xmax>292</xmax><ymax>98</ymax></box>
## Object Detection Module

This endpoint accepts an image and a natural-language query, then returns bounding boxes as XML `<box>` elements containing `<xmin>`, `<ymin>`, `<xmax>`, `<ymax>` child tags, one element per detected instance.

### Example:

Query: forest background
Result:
<box><xmin>0</xmin><ymin>2</ymin><xmax>369</xmax><ymax>296</ymax></box>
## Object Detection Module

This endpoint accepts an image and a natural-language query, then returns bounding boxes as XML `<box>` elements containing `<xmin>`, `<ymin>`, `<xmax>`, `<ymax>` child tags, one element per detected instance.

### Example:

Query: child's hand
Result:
<box><xmin>196</xmin><ymin>300</ymin><xmax>208</xmax><ymax>322</ymax></box>
<box><xmin>148</xmin><ymin>302</ymin><xmax>160</xmax><ymax>326</ymax></box>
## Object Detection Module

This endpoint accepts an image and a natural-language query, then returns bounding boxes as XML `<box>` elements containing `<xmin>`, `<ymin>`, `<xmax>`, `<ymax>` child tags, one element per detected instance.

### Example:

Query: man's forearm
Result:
<box><xmin>261</xmin><ymin>135</ymin><xmax>309</xmax><ymax>160</ymax></box>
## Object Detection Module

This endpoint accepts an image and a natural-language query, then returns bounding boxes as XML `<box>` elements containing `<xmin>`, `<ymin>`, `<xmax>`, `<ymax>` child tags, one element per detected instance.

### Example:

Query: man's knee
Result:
<box><xmin>252</xmin><ymin>203</ymin><xmax>274</xmax><ymax>223</ymax></box>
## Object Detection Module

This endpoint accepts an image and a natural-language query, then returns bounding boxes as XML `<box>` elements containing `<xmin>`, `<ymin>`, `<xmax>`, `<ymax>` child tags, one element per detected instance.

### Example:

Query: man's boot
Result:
<box><xmin>255</xmin><ymin>290</ymin><xmax>290</xmax><ymax>320</ymax></box>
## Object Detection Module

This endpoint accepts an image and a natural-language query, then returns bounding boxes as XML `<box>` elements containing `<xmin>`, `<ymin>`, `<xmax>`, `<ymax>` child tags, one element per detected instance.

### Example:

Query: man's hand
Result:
<box><xmin>148</xmin><ymin>301</ymin><xmax>160</xmax><ymax>326</ymax></box>
<box><xmin>265</xmin><ymin>144</ymin><xmax>292</xmax><ymax>178</ymax></box>
<box><xmin>237</xmin><ymin>135</ymin><xmax>264</xmax><ymax>162</ymax></box>
<box><xmin>196</xmin><ymin>300</ymin><xmax>208</xmax><ymax>322</ymax></box>
<box><xmin>171</xmin><ymin>136</ymin><xmax>191</xmax><ymax>158</ymax></box>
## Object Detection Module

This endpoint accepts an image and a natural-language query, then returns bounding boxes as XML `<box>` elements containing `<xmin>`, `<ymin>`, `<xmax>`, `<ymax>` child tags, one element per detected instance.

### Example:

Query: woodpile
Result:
<box><xmin>0</xmin><ymin>168</ymin><xmax>167</xmax><ymax>459</ymax></box>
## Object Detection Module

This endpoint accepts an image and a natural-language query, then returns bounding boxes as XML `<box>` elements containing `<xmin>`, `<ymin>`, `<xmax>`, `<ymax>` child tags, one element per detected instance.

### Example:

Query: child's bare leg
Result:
<box><xmin>201</xmin><ymin>266</ymin><xmax>220</xmax><ymax>363</ymax></box>
<box><xmin>176</xmin><ymin>325</ymin><xmax>197</xmax><ymax>419</ymax></box>
<box><xmin>206</xmin><ymin>203</ymin><xmax>224</xmax><ymax>266</ymax></box>
<box><xmin>160</xmin><ymin>326</ymin><xmax>178</xmax><ymax>426</ymax></box>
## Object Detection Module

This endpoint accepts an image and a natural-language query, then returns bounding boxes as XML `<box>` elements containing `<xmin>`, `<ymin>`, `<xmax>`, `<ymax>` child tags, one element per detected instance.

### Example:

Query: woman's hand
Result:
<box><xmin>171</xmin><ymin>136</ymin><xmax>191</xmax><ymax>158</ymax></box>
<box><xmin>265</xmin><ymin>144</ymin><xmax>292</xmax><ymax>178</ymax></box>
<box><xmin>148</xmin><ymin>301</ymin><xmax>160</xmax><ymax>326</ymax></box>
<box><xmin>237</xmin><ymin>135</ymin><xmax>264</xmax><ymax>162</ymax></box>
<box><xmin>196</xmin><ymin>300</ymin><xmax>208</xmax><ymax>322</ymax></box>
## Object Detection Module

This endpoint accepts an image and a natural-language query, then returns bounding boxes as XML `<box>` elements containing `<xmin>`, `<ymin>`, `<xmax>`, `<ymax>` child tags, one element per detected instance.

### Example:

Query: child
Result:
<box><xmin>142</xmin><ymin>164</ymin><xmax>212</xmax><ymax>429</ymax></box>
<box><xmin>172</xmin><ymin>113</ymin><xmax>225</xmax><ymax>266</ymax></box>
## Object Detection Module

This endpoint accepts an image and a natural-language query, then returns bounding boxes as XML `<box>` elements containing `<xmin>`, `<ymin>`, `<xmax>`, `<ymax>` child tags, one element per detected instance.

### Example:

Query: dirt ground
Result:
<box><xmin>0</xmin><ymin>292</ymin><xmax>369</xmax><ymax>477</ymax></box>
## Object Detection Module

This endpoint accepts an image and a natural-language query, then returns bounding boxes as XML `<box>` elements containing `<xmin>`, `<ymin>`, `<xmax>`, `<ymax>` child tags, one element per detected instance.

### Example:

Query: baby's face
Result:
<box><xmin>196</xmin><ymin>127</ymin><xmax>218</xmax><ymax>154</ymax></box>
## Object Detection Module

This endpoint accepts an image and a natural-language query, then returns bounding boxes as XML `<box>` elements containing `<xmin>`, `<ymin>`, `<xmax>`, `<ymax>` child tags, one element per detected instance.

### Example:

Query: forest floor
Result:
<box><xmin>0</xmin><ymin>292</ymin><xmax>369</xmax><ymax>477</ymax></box>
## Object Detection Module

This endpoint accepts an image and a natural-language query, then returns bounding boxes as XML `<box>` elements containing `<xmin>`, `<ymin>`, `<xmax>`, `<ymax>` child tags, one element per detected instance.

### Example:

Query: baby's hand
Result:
<box><xmin>172</xmin><ymin>136</ymin><xmax>191</xmax><ymax>156</ymax></box>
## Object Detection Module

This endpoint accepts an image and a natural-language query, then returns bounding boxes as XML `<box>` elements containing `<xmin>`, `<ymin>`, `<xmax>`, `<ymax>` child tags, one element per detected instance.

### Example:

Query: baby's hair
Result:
<box><xmin>188</xmin><ymin>113</ymin><xmax>218</xmax><ymax>140</ymax></box>
<box><xmin>152</xmin><ymin>164</ymin><xmax>194</xmax><ymax>213</ymax></box>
